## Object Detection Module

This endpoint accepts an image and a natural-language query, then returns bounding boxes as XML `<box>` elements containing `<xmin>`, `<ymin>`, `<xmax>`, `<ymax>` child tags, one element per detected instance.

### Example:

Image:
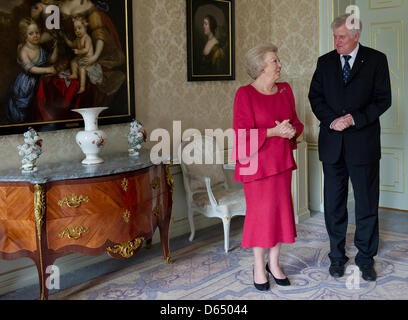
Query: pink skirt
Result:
<box><xmin>241</xmin><ymin>169</ymin><xmax>297</xmax><ymax>248</ymax></box>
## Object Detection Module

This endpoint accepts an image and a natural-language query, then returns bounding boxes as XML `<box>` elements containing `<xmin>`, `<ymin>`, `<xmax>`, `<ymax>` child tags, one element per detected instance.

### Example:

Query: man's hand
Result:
<box><xmin>331</xmin><ymin>114</ymin><xmax>354</xmax><ymax>131</ymax></box>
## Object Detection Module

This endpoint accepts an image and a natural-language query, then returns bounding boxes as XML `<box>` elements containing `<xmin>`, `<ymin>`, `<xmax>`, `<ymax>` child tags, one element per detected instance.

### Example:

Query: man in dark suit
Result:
<box><xmin>308</xmin><ymin>14</ymin><xmax>392</xmax><ymax>281</ymax></box>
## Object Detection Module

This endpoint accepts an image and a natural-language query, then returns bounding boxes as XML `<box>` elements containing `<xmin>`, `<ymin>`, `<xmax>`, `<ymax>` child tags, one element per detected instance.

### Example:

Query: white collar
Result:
<box><xmin>340</xmin><ymin>43</ymin><xmax>359</xmax><ymax>69</ymax></box>
<box><xmin>342</xmin><ymin>43</ymin><xmax>359</xmax><ymax>60</ymax></box>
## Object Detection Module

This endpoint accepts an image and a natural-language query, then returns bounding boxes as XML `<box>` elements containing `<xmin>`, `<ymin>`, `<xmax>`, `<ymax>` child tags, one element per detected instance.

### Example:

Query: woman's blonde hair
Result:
<box><xmin>245</xmin><ymin>44</ymin><xmax>278</xmax><ymax>80</ymax></box>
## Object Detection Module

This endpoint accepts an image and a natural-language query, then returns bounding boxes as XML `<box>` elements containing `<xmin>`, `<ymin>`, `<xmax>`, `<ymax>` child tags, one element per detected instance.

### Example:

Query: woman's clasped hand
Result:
<box><xmin>275</xmin><ymin>120</ymin><xmax>297</xmax><ymax>139</ymax></box>
<box><xmin>266</xmin><ymin>119</ymin><xmax>297</xmax><ymax>139</ymax></box>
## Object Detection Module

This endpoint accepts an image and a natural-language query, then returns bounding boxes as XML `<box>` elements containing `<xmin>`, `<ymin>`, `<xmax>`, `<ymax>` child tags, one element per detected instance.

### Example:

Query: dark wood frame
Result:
<box><xmin>186</xmin><ymin>0</ymin><xmax>235</xmax><ymax>81</ymax></box>
<box><xmin>0</xmin><ymin>0</ymin><xmax>135</xmax><ymax>135</ymax></box>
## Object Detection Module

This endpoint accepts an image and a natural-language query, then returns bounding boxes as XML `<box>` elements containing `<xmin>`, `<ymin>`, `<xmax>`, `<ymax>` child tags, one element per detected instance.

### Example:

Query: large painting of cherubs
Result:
<box><xmin>0</xmin><ymin>0</ymin><xmax>135</xmax><ymax>135</ymax></box>
<box><xmin>186</xmin><ymin>0</ymin><xmax>235</xmax><ymax>81</ymax></box>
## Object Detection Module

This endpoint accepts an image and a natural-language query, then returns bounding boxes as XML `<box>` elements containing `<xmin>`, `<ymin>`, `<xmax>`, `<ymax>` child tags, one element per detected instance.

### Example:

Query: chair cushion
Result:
<box><xmin>192</xmin><ymin>187</ymin><xmax>246</xmax><ymax>213</ymax></box>
<box><xmin>186</xmin><ymin>164</ymin><xmax>226</xmax><ymax>192</ymax></box>
<box><xmin>180</xmin><ymin>136</ymin><xmax>227</xmax><ymax>193</ymax></box>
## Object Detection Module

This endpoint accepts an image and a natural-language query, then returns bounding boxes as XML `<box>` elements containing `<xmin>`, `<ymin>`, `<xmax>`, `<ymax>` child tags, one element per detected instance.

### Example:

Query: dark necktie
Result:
<box><xmin>342</xmin><ymin>55</ymin><xmax>352</xmax><ymax>84</ymax></box>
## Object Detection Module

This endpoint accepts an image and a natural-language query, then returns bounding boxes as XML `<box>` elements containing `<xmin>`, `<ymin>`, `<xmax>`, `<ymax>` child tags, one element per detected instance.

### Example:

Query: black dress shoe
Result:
<box><xmin>359</xmin><ymin>264</ymin><xmax>377</xmax><ymax>281</ymax></box>
<box><xmin>266</xmin><ymin>263</ymin><xmax>291</xmax><ymax>286</ymax></box>
<box><xmin>253</xmin><ymin>268</ymin><xmax>270</xmax><ymax>291</ymax></box>
<box><xmin>329</xmin><ymin>261</ymin><xmax>345</xmax><ymax>278</ymax></box>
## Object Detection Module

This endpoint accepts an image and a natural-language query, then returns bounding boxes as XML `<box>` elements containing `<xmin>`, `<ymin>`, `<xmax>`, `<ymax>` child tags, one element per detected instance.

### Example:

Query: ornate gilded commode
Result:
<box><xmin>0</xmin><ymin>150</ymin><xmax>173</xmax><ymax>300</ymax></box>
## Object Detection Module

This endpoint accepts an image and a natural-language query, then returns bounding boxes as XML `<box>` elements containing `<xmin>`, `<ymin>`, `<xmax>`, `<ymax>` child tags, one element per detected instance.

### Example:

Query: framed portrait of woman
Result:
<box><xmin>186</xmin><ymin>0</ymin><xmax>235</xmax><ymax>81</ymax></box>
<box><xmin>0</xmin><ymin>0</ymin><xmax>135</xmax><ymax>135</ymax></box>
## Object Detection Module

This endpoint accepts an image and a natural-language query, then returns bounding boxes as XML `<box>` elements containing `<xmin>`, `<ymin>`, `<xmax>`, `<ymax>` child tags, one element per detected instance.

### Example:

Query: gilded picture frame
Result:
<box><xmin>0</xmin><ymin>0</ymin><xmax>135</xmax><ymax>135</ymax></box>
<box><xmin>186</xmin><ymin>0</ymin><xmax>235</xmax><ymax>81</ymax></box>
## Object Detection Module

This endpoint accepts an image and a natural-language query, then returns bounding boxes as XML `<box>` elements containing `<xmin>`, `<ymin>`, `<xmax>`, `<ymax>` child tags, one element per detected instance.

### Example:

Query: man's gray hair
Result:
<box><xmin>244</xmin><ymin>44</ymin><xmax>278</xmax><ymax>80</ymax></box>
<box><xmin>331</xmin><ymin>14</ymin><xmax>362</xmax><ymax>36</ymax></box>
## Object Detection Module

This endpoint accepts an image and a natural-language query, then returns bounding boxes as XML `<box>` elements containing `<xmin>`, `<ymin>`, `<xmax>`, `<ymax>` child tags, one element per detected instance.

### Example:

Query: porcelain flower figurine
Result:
<box><xmin>128</xmin><ymin>120</ymin><xmax>147</xmax><ymax>157</ymax></box>
<box><xmin>17</xmin><ymin>127</ymin><xmax>43</xmax><ymax>172</ymax></box>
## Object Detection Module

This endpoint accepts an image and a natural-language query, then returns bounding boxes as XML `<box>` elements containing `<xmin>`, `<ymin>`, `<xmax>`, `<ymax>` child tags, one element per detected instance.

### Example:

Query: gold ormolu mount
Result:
<box><xmin>121</xmin><ymin>178</ymin><xmax>129</xmax><ymax>192</ymax></box>
<box><xmin>107</xmin><ymin>237</ymin><xmax>145</xmax><ymax>258</ymax></box>
<box><xmin>58</xmin><ymin>194</ymin><xmax>90</xmax><ymax>208</ymax></box>
<box><xmin>34</xmin><ymin>184</ymin><xmax>46</xmax><ymax>300</ymax></box>
<box><xmin>58</xmin><ymin>226</ymin><xmax>90</xmax><ymax>240</ymax></box>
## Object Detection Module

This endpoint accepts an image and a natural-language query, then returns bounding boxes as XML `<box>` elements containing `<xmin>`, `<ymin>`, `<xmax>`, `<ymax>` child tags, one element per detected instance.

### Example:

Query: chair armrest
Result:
<box><xmin>189</xmin><ymin>175</ymin><xmax>209</xmax><ymax>183</ymax></box>
<box><xmin>223</xmin><ymin>163</ymin><xmax>235</xmax><ymax>170</ymax></box>
<box><xmin>190</xmin><ymin>176</ymin><xmax>218</xmax><ymax>208</ymax></box>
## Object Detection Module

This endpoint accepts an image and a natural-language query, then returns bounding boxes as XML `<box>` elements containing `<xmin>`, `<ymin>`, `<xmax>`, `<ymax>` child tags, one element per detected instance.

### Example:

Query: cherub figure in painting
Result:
<box><xmin>63</xmin><ymin>16</ymin><xmax>102</xmax><ymax>94</ymax></box>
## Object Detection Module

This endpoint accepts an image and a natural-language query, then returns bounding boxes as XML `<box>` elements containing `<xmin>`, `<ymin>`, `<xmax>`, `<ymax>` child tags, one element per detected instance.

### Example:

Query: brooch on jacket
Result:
<box><xmin>280</xmin><ymin>87</ymin><xmax>286</xmax><ymax>93</ymax></box>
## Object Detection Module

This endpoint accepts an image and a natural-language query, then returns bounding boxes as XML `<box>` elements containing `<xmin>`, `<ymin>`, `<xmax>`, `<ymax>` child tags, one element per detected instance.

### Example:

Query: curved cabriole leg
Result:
<box><xmin>222</xmin><ymin>216</ymin><xmax>231</xmax><ymax>253</ymax></box>
<box><xmin>188</xmin><ymin>207</ymin><xmax>195</xmax><ymax>242</ymax></box>
<box><xmin>159</xmin><ymin>225</ymin><xmax>173</xmax><ymax>264</ymax></box>
<box><xmin>162</xmin><ymin>164</ymin><xmax>174</xmax><ymax>264</ymax></box>
<box><xmin>33</xmin><ymin>256</ymin><xmax>47</xmax><ymax>300</ymax></box>
<box><xmin>34</xmin><ymin>255</ymin><xmax>57</xmax><ymax>300</ymax></box>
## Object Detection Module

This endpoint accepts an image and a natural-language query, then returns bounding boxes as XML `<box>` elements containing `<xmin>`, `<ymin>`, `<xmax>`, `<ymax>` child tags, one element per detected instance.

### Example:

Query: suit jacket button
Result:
<box><xmin>342</xmin><ymin>109</ymin><xmax>346</xmax><ymax>114</ymax></box>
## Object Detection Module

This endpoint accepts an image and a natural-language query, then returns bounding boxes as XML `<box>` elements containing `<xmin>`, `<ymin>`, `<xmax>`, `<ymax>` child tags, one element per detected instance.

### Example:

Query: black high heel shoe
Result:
<box><xmin>266</xmin><ymin>263</ymin><xmax>291</xmax><ymax>286</ymax></box>
<box><xmin>253</xmin><ymin>267</ymin><xmax>270</xmax><ymax>291</ymax></box>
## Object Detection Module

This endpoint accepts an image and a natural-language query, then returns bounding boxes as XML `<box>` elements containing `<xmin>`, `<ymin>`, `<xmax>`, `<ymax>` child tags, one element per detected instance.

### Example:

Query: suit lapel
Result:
<box><xmin>331</xmin><ymin>51</ymin><xmax>344</xmax><ymax>85</ymax></box>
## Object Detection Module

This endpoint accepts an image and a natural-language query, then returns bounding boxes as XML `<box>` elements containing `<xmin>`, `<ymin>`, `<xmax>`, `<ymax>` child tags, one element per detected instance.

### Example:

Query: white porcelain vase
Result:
<box><xmin>72</xmin><ymin>107</ymin><xmax>108</xmax><ymax>165</ymax></box>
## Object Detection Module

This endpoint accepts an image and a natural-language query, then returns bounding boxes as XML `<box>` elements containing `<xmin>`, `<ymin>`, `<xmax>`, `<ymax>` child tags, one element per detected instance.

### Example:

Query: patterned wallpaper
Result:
<box><xmin>133</xmin><ymin>0</ymin><xmax>320</xmax><ymax>149</ymax></box>
<box><xmin>0</xmin><ymin>0</ymin><xmax>320</xmax><ymax>170</ymax></box>
<box><xmin>133</xmin><ymin>0</ymin><xmax>274</xmax><ymax>145</ymax></box>
<box><xmin>270</xmin><ymin>0</ymin><xmax>320</xmax><ymax>143</ymax></box>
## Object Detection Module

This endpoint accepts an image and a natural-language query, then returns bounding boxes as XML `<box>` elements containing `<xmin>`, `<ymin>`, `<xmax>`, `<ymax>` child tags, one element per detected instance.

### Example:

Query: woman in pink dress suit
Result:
<box><xmin>232</xmin><ymin>44</ymin><xmax>304</xmax><ymax>291</ymax></box>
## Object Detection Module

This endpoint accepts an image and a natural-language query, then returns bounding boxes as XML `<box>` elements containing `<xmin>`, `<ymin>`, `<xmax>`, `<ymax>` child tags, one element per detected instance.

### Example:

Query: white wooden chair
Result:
<box><xmin>178</xmin><ymin>135</ymin><xmax>246</xmax><ymax>253</ymax></box>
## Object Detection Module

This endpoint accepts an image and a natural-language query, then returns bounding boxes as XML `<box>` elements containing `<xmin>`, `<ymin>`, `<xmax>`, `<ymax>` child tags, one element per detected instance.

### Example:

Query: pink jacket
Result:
<box><xmin>232</xmin><ymin>82</ymin><xmax>304</xmax><ymax>183</ymax></box>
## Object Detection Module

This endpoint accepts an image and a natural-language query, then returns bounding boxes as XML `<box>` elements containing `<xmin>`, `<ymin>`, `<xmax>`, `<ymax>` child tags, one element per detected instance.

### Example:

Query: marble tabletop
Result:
<box><xmin>0</xmin><ymin>149</ymin><xmax>167</xmax><ymax>184</ymax></box>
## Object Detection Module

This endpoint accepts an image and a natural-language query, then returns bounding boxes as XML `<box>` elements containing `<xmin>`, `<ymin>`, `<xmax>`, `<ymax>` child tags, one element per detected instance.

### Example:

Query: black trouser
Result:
<box><xmin>323</xmin><ymin>156</ymin><xmax>379</xmax><ymax>267</ymax></box>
